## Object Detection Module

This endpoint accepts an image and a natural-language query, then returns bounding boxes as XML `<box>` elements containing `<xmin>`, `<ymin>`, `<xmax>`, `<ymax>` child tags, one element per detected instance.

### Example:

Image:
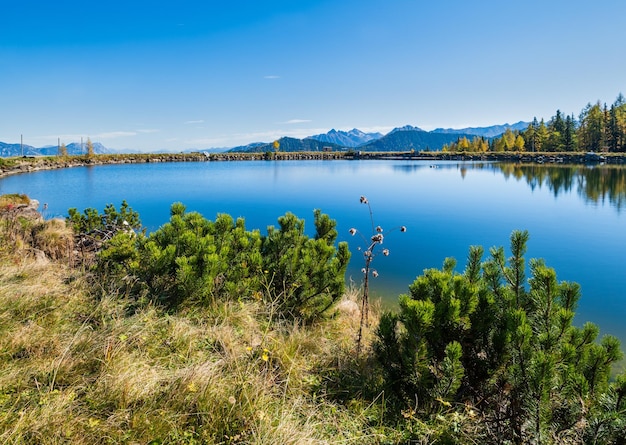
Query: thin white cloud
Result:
<box><xmin>38</xmin><ymin>132</ymin><xmax>135</xmax><ymax>142</ymax></box>
<box><xmin>185</xmin><ymin>126</ymin><xmax>333</xmax><ymax>148</ymax></box>
<box><xmin>38</xmin><ymin>129</ymin><xmax>160</xmax><ymax>143</ymax></box>
<box><xmin>137</xmin><ymin>129</ymin><xmax>160</xmax><ymax>134</ymax></box>
<box><xmin>94</xmin><ymin>131</ymin><xmax>138</xmax><ymax>139</ymax></box>
<box><xmin>264</xmin><ymin>75</ymin><xmax>280</xmax><ymax>79</ymax></box>
<box><xmin>283</xmin><ymin>119</ymin><xmax>312</xmax><ymax>124</ymax></box>
<box><xmin>32</xmin><ymin>134</ymin><xmax>82</xmax><ymax>144</ymax></box>
<box><xmin>184</xmin><ymin>120</ymin><xmax>204</xmax><ymax>125</ymax></box>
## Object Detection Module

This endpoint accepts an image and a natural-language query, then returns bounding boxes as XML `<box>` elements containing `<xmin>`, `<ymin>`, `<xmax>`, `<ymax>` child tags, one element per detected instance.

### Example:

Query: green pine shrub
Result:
<box><xmin>376</xmin><ymin>230</ymin><xmax>626</xmax><ymax>444</ymax></box>
<box><xmin>93</xmin><ymin>203</ymin><xmax>349</xmax><ymax>324</ymax></box>
<box><xmin>68</xmin><ymin>200</ymin><xmax>142</xmax><ymax>236</ymax></box>
<box><xmin>135</xmin><ymin>203</ymin><xmax>264</xmax><ymax>308</ymax></box>
<box><xmin>261</xmin><ymin>210</ymin><xmax>350</xmax><ymax>324</ymax></box>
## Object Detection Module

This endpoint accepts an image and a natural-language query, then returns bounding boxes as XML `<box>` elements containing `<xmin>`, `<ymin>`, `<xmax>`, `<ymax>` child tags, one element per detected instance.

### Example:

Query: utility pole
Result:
<box><xmin>21</xmin><ymin>134</ymin><xmax>23</xmax><ymax>157</ymax></box>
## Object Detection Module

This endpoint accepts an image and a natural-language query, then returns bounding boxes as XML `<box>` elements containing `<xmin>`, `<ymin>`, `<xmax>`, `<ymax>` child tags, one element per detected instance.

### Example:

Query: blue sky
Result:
<box><xmin>2</xmin><ymin>0</ymin><xmax>625</xmax><ymax>152</ymax></box>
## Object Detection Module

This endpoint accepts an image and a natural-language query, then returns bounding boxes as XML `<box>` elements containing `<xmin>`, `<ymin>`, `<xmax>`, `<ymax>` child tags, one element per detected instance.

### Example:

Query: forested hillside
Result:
<box><xmin>444</xmin><ymin>94</ymin><xmax>626</xmax><ymax>153</ymax></box>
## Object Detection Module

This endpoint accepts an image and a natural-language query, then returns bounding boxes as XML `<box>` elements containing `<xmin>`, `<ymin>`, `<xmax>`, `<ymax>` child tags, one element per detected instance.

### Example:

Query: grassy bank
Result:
<box><xmin>2</xmin><ymin>194</ymin><xmax>625</xmax><ymax>444</ymax></box>
<box><xmin>0</xmin><ymin>260</ymin><xmax>382</xmax><ymax>444</ymax></box>
<box><xmin>0</xmin><ymin>195</ymin><xmax>394</xmax><ymax>444</ymax></box>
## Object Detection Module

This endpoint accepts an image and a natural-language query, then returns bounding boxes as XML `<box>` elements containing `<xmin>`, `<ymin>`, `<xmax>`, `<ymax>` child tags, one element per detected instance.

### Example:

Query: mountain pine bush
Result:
<box><xmin>375</xmin><ymin>230</ymin><xmax>626</xmax><ymax>444</ymax></box>
<box><xmin>94</xmin><ymin>203</ymin><xmax>349</xmax><ymax>323</ymax></box>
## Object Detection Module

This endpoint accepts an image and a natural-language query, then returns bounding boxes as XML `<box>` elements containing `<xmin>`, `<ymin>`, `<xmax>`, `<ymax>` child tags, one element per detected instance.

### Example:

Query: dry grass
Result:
<box><xmin>0</xmin><ymin>193</ymin><xmax>30</xmax><ymax>208</ymax></box>
<box><xmin>0</xmin><ymin>197</ymin><xmax>73</xmax><ymax>263</ymax></box>
<box><xmin>0</xmin><ymin>254</ymin><xmax>383</xmax><ymax>444</ymax></box>
<box><xmin>0</xmin><ymin>195</ymin><xmax>389</xmax><ymax>444</ymax></box>
<box><xmin>32</xmin><ymin>218</ymin><xmax>75</xmax><ymax>262</ymax></box>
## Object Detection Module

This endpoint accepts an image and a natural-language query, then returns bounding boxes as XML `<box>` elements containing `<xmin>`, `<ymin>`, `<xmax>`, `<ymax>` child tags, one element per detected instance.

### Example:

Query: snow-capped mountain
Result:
<box><xmin>389</xmin><ymin>125</ymin><xmax>424</xmax><ymax>133</ymax></box>
<box><xmin>306</xmin><ymin>128</ymin><xmax>383</xmax><ymax>148</ymax></box>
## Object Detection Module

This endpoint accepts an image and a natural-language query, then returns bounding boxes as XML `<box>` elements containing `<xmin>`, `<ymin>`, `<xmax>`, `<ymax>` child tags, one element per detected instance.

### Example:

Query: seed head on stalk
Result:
<box><xmin>349</xmin><ymin>195</ymin><xmax>406</xmax><ymax>353</ymax></box>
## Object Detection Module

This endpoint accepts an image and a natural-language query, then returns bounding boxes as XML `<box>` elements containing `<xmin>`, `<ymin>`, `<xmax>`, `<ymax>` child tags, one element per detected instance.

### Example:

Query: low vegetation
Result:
<box><xmin>1</xmin><ymin>196</ymin><xmax>625</xmax><ymax>444</ymax></box>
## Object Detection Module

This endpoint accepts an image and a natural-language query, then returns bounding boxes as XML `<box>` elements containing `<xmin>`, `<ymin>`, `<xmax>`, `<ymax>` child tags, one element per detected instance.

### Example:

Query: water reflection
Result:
<box><xmin>391</xmin><ymin>161</ymin><xmax>493</xmax><ymax>174</ymax></box>
<box><xmin>390</xmin><ymin>160</ymin><xmax>626</xmax><ymax>211</ymax></box>
<box><xmin>495</xmin><ymin>164</ymin><xmax>626</xmax><ymax>211</ymax></box>
<box><xmin>410</xmin><ymin>162</ymin><xmax>626</xmax><ymax>212</ymax></box>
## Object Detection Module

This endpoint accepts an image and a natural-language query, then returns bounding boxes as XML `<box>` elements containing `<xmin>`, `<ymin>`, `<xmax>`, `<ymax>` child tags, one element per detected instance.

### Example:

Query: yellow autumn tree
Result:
<box><xmin>86</xmin><ymin>138</ymin><xmax>95</xmax><ymax>157</ymax></box>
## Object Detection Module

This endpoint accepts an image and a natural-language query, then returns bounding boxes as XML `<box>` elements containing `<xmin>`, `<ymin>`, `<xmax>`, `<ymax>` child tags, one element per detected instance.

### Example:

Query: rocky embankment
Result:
<box><xmin>0</xmin><ymin>152</ymin><xmax>346</xmax><ymax>178</ymax></box>
<box><xmin>1</xmin><ymin>151</ymin><xmax>625</xmax><ymax>179</ymax></box>
<box><xmin>355</xmin><ymin>151</ymin><xmax>626</xmax><ymax>164</ymax></box>
<box><xmin>0</xmin><ymin>154</ymin><xmax>207</xmax><ymax>178</ymax></box>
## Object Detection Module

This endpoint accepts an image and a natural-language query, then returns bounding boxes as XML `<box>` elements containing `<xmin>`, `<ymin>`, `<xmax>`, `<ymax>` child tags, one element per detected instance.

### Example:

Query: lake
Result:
<box><xmin>1</xmin><ymin>159</ymin><xmax>625</xmax><ymax>345</ymax></box>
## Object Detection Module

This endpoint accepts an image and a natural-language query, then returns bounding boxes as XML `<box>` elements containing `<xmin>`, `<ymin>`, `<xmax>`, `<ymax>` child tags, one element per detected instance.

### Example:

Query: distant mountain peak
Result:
<box><xmin>306</xmin><ymin>128</ymin><xmax>383</xmax><ymax>148</ymax></box>
<box><xmin>66</xmin><ymin>141</ymin><xmax>108</xmax><ymax>154</ymax></box>
<box><xmin>390</xmin><ymin>125</ymin><xmax>424</xmax><ymax>133</ymax></box>
<box><xmin>432</xmin><ymin>121</ymin><xmax>529</xmax><ymax>138</ymax></box>
<box><xmin>0</xmin><ymin>140</ymin><xmax>113</xmax><ymax>157</ymax></box>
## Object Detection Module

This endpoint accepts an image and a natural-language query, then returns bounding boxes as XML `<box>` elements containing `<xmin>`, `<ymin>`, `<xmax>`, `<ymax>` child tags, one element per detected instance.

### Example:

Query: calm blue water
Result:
<box><xmin>2</xmin><ymin>160</ymin><xmax>625</xmax><ymax>344</ymax></box>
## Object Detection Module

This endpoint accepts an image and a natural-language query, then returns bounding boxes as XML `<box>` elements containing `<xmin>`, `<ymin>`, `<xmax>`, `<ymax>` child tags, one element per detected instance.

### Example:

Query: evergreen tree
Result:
<box><xmin>535</xmin><ymin>119</ymin><xmax>549</xmax><ymax>152</ymax></box>
<box><xmin>579</xmin><ymin>101</ymin><xmax>605</xmax><ymax>152</ymax></box>
<box><xmin>608</xmin><ymin>104</ymin><xmax>621</xmax><ymax>152</ymax></box>
<box><xmin>563</xmin><ymin>114</ymin><xmax>578</xmax><ymax>151</ymax></box>
<box><xmin>544</xmin><ymin>131</ymin><xmax>563</xmax><ymax>152</ymax></box>
<box><xmin>603</xmin><ymin>103</ymin><xmax>611</xmax><ymax>151</ymax></box>
<box><xmin>609</xmin><ymin>94</ymin><xmax>626</xmax><ymax>151</ymax></box>
<box><xmin>545</xmin><ymin>110</ymin><xmax>566</xmax><ymax>151</ymax></box>
<box><xmin>528</xmin><ymin>117</ymin><xmax>539</xmax><ymax>152</ymax></box>
<box><xmin>549</xmin><ymin>109</ymin><xmax>566</xmax><ymax>135</ymax></box>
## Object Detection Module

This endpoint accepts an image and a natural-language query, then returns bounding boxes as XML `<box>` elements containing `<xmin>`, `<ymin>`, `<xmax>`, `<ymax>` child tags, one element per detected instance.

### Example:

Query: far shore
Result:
<box><xmin>1</xmin><ymin>150</ymin><xmax>624</xmax><ymax>179</ymax></box>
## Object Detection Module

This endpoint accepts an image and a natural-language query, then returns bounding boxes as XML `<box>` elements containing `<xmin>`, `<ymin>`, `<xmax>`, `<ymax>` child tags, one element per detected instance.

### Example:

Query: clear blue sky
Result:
<box><xmin>2</xmin><ymin>0</ymin><xmax>625</xmax><ymax>152</ymax></box>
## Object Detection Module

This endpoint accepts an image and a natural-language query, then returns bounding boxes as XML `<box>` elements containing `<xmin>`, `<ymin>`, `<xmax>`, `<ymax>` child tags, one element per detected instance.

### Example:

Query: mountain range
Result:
<box><xmin>228</xmin><ymin>122</ymin><xmax>529</xmax><ymax>153</ymax></box>
<box><xmin>0</xmin><ymin>141</ymin><xmax>109</xmax><ymax>157</ymax></box>
<box><xmin>0</xmin><ymin>122</ymin><xmax>528</xmax><ymax>157</ymax></box>
<box><xmin>305</xmin><ymin>128</ymin><xmax>383</xmax><ymax>147</ymax></box>
<box><xmin>432</xmin><ymin>121</ymin><xmax>528</xmax><ymax>138</ymax></box>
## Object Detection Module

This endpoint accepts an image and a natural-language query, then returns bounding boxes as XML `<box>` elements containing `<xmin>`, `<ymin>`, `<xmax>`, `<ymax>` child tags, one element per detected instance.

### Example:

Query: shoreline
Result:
<box><xmin>1</xmin><ymin>150</ymin><xmax>624</xmax><ymax>179</ymax></box>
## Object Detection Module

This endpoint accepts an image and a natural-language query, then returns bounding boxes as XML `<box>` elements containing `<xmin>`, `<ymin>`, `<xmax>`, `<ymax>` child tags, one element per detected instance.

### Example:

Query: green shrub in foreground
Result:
<box><xmin>376</xmin><ymin>230</ymin><xmax>626</xmax><ymax>444</ymax></box>
<box><xmin>136</xmin><ymin>203</ymin><xmax>264</xmax><ymax>308</ymax></box>
<box><xmin>261</xmin><ymin>209</ymin><xmax>350</xmax><ymax>323</ymax></box>
<box><xmin>95</xmin><ymin>202</ymin><xmax>350</xmax><ymax>323</ymax></box>
<box><xmin>68</xmin><ymin>200</ymin><xmax>142</xmax><ymax>236</ymax></box>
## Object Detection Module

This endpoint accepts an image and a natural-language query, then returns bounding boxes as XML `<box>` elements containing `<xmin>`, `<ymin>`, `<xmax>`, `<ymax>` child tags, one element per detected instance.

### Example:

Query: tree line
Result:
<box><xmin>443</xmin><ymin>94</ymin><xmax>626</xmax><ymax>153</ymax></box>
